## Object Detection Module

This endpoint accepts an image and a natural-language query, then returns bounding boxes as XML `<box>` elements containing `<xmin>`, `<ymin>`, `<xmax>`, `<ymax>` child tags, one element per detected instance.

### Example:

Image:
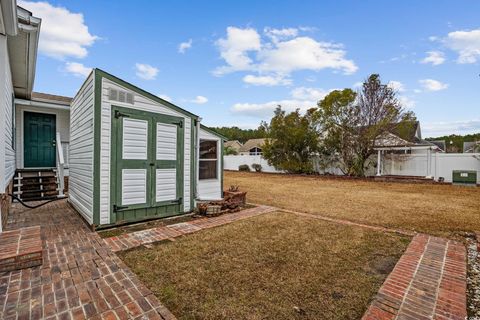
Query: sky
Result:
<box><xmin>19</xmin><ymin>0</ymin><xmax>480</xmax><ymax>137</ymax></box>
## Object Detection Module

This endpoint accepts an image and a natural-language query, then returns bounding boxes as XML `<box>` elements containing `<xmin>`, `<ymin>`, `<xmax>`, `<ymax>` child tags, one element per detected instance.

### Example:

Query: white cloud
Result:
<box><xmin>443</xmin><ymin>28</ymin><xmax>480</xmax><ymax>63</ymax></box>
<box><xmin>178</xmin><ymin>39</ymin><xmax>193</xmax><ymax>53</ymax></box>
<box><xmin>420</xmin><ymin>51</ymin><xmax>446</xmax><ymax>65</ymax></box>
<box><xmin>135</xmin><ymin>63</ymin><xmax>159</xmax><ymax>80</ymax></box>
<box><xmin>419</xmin><ymin>79</ymin><xmax>448</xmax><ymax>91</ymax></box>
<box><xmin>387</xmin><ymin>80</ymin><xmax>405</xmax><ymax>92</ymax></box>
<box><xmin>232</xmin><ymin>86</ymin><xmax>331</xmax><ymax>117</ymax></box>
<box><xmin>422</xmin><ymin>119</ymin><xmax>480</xmax><ymax>136</ymax></box>
<box><xmin>191</xmin><ymin>95</ymin><xmax>208</xmax><ymax>104</ymax></box>
<box><xmin>158</xmin><ymin>94</ymin><xmax>172</xmax><ymax>102</ymax></box>
<box><xmin>64</xmin><ymin>62</ymin><xmax>91</xmax><ymax>77</ymax></box>
<box><xmin>243</xmin><ymin>74</ymin><xmax>292</xmax><ymax>86</ymax></box>
<box><xmin>398</xmin><ymin>96</ymin><xmax>416</xmax><ymax>109</ymax></box>
<box><xmin>213</xmin><ymin>27</ymin><xmax>261</xmax><ymax>75</ymax></box>
<box><xmin>264</xmin><ymin>27</ymin><xmax>298</xmax><ymax>42</ymax></box>
<box><xmin>19</xmin><ymin>1</ymin><xmax>98</xmax><ymax>59</ymax></box>
<box><xmin>290</xmin><ymin>87</ymin><xmax>331</xmax><ymax>101</ymax></box>
<box><xmin>213</xmin><ymin>26</ymin><xmax>357</xmax><ymax>84</ymax></box>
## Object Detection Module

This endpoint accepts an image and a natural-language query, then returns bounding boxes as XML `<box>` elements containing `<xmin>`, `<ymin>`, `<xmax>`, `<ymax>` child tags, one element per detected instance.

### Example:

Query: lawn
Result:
<box><xmin>225</xmin><ymin>171</ymin><xmax>480</xmax><ymax>238</ymax></box>
<box><xmin>120</xmin><ymin>211</ymin><xmax>409</xmax><ymax>320</ymax></box>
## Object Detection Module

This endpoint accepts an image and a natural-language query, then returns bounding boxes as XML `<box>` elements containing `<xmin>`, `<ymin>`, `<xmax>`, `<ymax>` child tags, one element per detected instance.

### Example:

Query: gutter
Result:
<box><xmin>0</xmin><ymin>0</ymin><xmax>18</xmax><ymax>36</ymax></box>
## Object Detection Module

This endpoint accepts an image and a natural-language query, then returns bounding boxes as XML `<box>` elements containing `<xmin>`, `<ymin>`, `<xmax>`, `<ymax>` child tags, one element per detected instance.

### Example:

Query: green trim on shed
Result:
<box><xmin>95</xmin><ymin>68</ymin><xmax>199</xmax><ymax>120</ymax></box>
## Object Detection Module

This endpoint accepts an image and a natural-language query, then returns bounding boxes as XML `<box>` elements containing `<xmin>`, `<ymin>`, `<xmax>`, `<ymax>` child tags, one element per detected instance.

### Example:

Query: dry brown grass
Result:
<box><xmin>225</xmin><ymin>171</ymin><xmax>480</xmax><ymax>238</ymax></box>
<box><xmin>120</xmin><ymin>211</ymin><xmax>409</xmax><ymax>320</ymax></box>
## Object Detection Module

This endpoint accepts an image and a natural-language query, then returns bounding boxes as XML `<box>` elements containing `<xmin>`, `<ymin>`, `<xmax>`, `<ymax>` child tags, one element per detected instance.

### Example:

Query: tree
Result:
<box><xmin>316</xmin><ymin>74</ymin><xmax>415</xmax><ymax>176</ymax></box>
<box><xmin>211</xmin><ymin>126</ymin><xmax>266</xmax><ymax>143</ymax></box>
<box><xmin>224</xmin><ymin>146</ymin><xmax>238</xmax><ymax>155</ymax></box>
<box><xmin>261</xmin><ymin>106</ymin><xmax>320</xmax><ymax>173</ymax></box>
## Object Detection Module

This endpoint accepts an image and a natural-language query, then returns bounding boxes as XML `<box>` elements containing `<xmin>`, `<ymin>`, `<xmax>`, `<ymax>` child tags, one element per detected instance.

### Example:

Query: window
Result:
<box><xmin>249</xmin><ymin>147</ymin><xmax>262</xmax><ymax>155</ymax></box>
<box><xmin>199</xmin><ymin>140</ymin><xmax>217</xmax><ymax>179</ymax></box>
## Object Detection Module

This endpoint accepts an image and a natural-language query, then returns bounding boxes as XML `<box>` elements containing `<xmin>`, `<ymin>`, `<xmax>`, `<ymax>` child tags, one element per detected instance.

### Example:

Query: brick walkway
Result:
<box><xmin>362</xmin><ymin>234</ymin><xmax>467</xmax><ymax>320</ymax></box>
<box><xmin>103</xmin><ymin>205</ymin><xmax>276</xmax><ymax>252</ymax></box>
<box><xmin>0</xmin><ymin>199</ymin><xmax>176</xmax><ymax>320</ymax></box>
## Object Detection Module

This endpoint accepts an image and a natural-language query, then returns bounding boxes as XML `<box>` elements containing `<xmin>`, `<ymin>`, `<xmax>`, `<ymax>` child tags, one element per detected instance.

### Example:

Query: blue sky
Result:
<box><xmin>20</xmin><ymin>0</ymin><xmax>480</xmax><ymax>137</ymax></box>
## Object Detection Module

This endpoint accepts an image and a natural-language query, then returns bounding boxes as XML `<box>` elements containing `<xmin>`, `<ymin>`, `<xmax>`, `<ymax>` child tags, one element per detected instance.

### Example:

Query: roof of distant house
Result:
<box><xmin>463</xmin><ymin>141</ymin><xmax>479</xmax><ymax>153</ymax></box>
<box><xmin>239</xmin><ymin>138</ymin><xmax>267</xmax><ymax>152</ymax></box>
<box><xmin>32</xmin><ymin>92</ymin><xmax>72</xmax><ymax>105</ymax></box>
<box><xmin>224</xmin><ymin>140</ymin><xmax>243</xmax><ymax>148</ymax></box>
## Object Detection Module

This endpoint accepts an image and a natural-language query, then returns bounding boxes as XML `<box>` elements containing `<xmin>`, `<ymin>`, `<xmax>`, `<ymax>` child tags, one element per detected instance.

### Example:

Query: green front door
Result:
<box><xmin>24</xmin><ymin>112</ymin><xmax>56</xmax><ymax>167</ymax></box>
<box><xmin>111</xmin><ymin>106</ymin><xmax>184</xmax><ymax>224</ymax></box>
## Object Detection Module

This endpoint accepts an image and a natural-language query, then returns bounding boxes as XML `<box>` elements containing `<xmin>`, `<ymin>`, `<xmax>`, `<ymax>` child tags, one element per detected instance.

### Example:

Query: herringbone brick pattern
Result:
<box><xmin>362</xmin><ymin>234</ymin><xmax>467</xmax><ymax>320</ymax></box>
<box><xmin>103</xmin><ymin>205</ymin><xmax>277</xmax><ymax>252</ymax></box>
<box><xmin>0</xmin><ymin>200</ymin><xmax>176</xmax><ymax>319</ymax></box>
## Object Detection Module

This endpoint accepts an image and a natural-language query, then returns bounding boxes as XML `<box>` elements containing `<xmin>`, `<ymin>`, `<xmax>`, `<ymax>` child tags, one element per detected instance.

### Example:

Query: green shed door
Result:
<box><xmin>111</xmin><ymin>107</ymin><xmax>184</xmax><ymax>224</ymax></box>
<box><xmin>24</xmin><ymin>112</ymin><xmax>56</xmax><ymax>168</ymax></box>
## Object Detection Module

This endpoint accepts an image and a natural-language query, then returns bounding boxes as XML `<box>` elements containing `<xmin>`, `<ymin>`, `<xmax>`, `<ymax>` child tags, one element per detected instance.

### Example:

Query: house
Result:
<box><xmin>0</xmin><ymin>1</ymin><xmax>225</xmax><ymax>231</ymax></box>
<box><xmin>239</xmin><ymin>138</ymin><xmax>266</xmax><ymax>155</ymax></box>
<box><xmin>464</xmin><ymin>141</ymin><xmax>480</xmax><ymax>153</ymax></box>
<box><xmin>224</xmin><ymin>140</ymin><xmax>243</xmax><ymax>154</ymax></box>
<box><xmin>373</xmin><ymin>121</ymin><xmax>444</xmax><ymax>177</ymax></box>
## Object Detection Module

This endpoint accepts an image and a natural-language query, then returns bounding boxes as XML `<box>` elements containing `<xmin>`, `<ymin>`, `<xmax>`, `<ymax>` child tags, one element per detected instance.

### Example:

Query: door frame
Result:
<box><xmin>23</xmin><ymin>111</ymin><xmax>57</xmax><ymax>168</ymax></box>
<box><xmin>110</xmin><ymin>105</ymin><xmax>184</xmax><ymax>223</ymax></box>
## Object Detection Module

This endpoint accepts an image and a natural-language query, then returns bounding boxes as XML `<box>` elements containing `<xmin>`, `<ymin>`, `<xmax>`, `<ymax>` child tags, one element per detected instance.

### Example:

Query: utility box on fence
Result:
<box><xmin>452</xmin><ymin>170</ymin><xmax>477</xmax><ymax>185</ymax></box>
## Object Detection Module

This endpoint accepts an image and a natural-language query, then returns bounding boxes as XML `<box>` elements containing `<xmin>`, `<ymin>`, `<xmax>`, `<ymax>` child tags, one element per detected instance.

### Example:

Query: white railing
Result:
<box><xmin>56</xmin><ymin>132</ymin><xmax>65</xmax><ymax>197</ymax></box>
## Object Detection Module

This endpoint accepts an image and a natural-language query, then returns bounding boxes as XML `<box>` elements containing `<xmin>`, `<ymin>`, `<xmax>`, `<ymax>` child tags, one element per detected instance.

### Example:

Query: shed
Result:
<box><xmin>68</xmin><ymin>69</ymin><xmax>224</xmax><ymax>228</ymax></box>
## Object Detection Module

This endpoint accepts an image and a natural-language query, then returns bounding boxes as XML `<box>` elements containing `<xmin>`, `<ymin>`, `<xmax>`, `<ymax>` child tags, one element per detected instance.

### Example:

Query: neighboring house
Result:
<box><xmin>463</xmin><ymin>141</ymin><xmax>480</xmax><ymax>153</ymax></box>
<box><xmin>224</xmin><ymin>140</ymin><xmax>242</xmax><ymax>154</ymax></box>
<box><xmin>373</xmin><ymin>121</ymin><xmax>444</xmax><ymax>177</ymax></box>
<box><xmin>239</xmin><ymin>138</ymin><xmax>266</xmax><ymax>155</ymax></box>
<box><xmin>0</xmin><ymin>1</ymin><xmax>225</xmax><ymax>231</ymax></box>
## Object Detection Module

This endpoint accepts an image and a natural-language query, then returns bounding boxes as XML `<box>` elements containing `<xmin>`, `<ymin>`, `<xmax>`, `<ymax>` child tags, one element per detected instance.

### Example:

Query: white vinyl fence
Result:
<box><xmin>224</xmin><ymin>153</ymin><xmax>480</xmax><ymax>183</ymax></box>
<box><xmin>224</xmin><ymin>155</ymin><xmax>280</xmax><ymax>173</ymax></box>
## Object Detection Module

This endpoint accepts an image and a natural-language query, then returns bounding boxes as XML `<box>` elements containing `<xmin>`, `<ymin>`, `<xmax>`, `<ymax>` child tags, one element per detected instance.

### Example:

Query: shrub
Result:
<box><xmin>238</xmin><ymin>164</ymin><xmax>250</xmax><ymax>172</ymax></box>
<box><xmin>252</xmin><ymin>163</ymin><xmax>262</xmax><ymax>172</ymax></box>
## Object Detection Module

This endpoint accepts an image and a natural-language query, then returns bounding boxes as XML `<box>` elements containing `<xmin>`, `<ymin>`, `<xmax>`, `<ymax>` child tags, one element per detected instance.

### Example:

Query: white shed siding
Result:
<box><xmin>69</xmin><ymin>73</ymin><xmax>95</xmax><ymax>223</ymax></box>
<box><xmin>156</xmin><ymin>123</ymin><xmax>177</xmax><ymax>161</ymax></box>
<box><xmin>121</xmin><ymin>169</ymin><xmax>147</xmax><ymax>205</ymax></box>
<box><xmin>183</xmin><ymin>118</ymin><xmax>191</xmax><ymax>211</ymax></box>
<box><xmin>1</xmin><ymin>35</ymin><xmax>15</xmax><ymax>190</ymax></box>
<box><xmin>99</xmin><ymin>78</ymin><xmax>193</xmax><ymax>224</ymax></box>
<box><xmin>15</xmin><ymin>105</ymin><xmax>70</xmax><ymax>168</ymax></box>
<box><xmin>198</xmin><ymin>128</ymin><xmax>222</xmax><ymax>200</ymax></box>
<box><xmin>156</xmin><ymin>168</ymin><xmax>177</xmax><ymax>202</ymax></box>
<box><xmin>122</xmin><ymin>118</ymin><xmax>148</xmax><ymax>160</ymax></box>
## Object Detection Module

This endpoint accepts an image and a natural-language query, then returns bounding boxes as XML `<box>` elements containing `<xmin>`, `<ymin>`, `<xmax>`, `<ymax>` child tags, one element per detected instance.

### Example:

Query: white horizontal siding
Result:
<box><xmin>69</xmin><ymin>73</ymin><xmax>94</xmax><ymax>224</ymax></box>
<box><xmin>156</xmin><ymin>123</ymin><xmax>177</xmax><ymax>160</ymax></box>
<box><xmin>1</xmin><ymin>35</ymin><xmax>15</xmax><ymax>190</ymax></box>
<box><xmin>156</xmin><ymin>168</ymin><xmax>176</xmax><ymax>202</ymax></box>
<box><xmin>122</xmin><ymin>169</ymin><xmax>147</xmax><ymax>205</ymax></box>
<box><xmin>183</xmin><ymin>118</ymin><xmax>191</xmax><ymax>210</ymax></box>
<box><xmin>197</xmin><ymin>128</ymin><xmax>222</xmax><ymax>200</ymax></box>
<box><xmin>99</xmin><ymin>78</ymin><xmax>194</xmax><ymax>224</ymax></box>
<box><xmin>122</xmin><ymin>118</ymin><xmax>148</xmax><ymax>160</ymax></box>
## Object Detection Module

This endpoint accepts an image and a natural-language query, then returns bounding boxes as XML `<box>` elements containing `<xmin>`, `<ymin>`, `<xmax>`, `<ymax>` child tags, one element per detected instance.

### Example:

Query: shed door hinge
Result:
<box><xmin>114</xmin><ymin>110</ymin><xmax>130</xmax><ymax>119</ymax></box>
<box><xmin>171</xmin><ymin>197</ymin><xmax>182</xmax><ymax>204</ymax></box>
<box><xmin>173</xmin><ymin>121</ymin><xmax>183</xmax><ymax>128</ymax></box>
<box><xmin>113</xmin><ymin>204</ymin><xmax>129</xmax><ymax>212</ymax></box>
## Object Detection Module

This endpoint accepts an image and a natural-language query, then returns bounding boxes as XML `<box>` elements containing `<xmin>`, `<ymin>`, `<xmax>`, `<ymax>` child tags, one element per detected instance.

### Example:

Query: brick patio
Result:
<box><xmin>0</xmin><ymin>199</ymin><xmax>176</xmax><ymax>319</ymax></box>
<box><xmin>103</xmin><ymin>205</ymin><xmax>276</xmax><ymax>252</ymax></box>
<box><xmin>362</xmin><ymin>233</ymin><xmax>467</xmax><ymax>320</ymax></box>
